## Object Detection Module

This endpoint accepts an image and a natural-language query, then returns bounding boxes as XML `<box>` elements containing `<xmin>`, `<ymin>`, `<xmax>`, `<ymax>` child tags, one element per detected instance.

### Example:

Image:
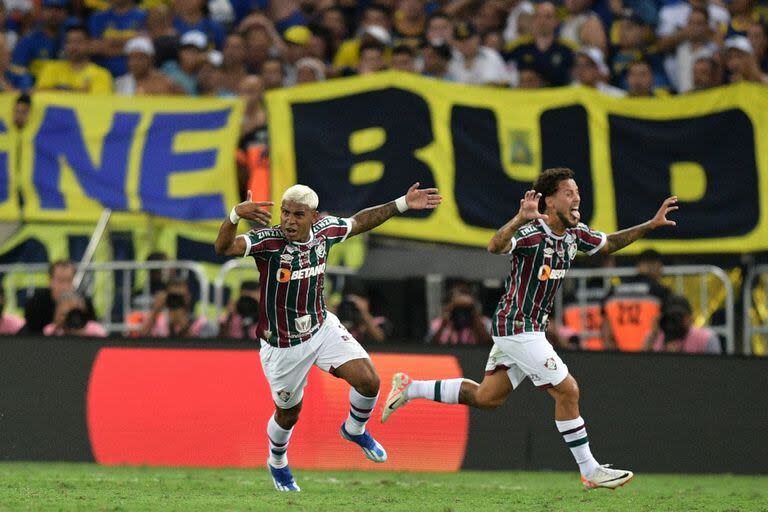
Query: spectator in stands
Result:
<box><xmin>747</xmin><ymin>21</ymin><xmax>768</xmax><ymax>72</ymax></box>
<box><xmin>318</xmin><ymin>6</ymin><xmax>348</xmax><ymax>56</ymax></box>
<box><xmin>21</xmin><ymin>260</ymin><xmax>95</xmax><ymax>335</ymax></box>
<box><xmin>356</xmin><ymin>41</ymin><xmax>387</xmax><ymax>75</ymax></box>
<box><xmin>473</xmin><ymin>1</ymin><xmax>506</xmax><ymax>35</ymax></box>
<box><xmin>0</xmin><ymin>33</ymin><xmax>31</xmax><ymax>91</ymax></box>
<box><xmin>560</xmin><ymin>0</ymin><xmax>607</xmax><ymax>53</ymax></box>
<box><xmin>421</xmin><ymin>41</ymin><xmax>454</xmax><ymax>80</ymax></box>
<box><xmin>173</xmin><ymin>0</ymin><xmax>225</xmax><ymax>50</ymax></box>
<box><xmin>261</xmin><ymin>56</ymin><xmax>285</xmax><ymax>89</ymax></box>
<box><xmin>626</xmin><ymin>58</ymin><xmax>658</xmax><ymax>96</ymax></box>
<box><xmin>238</xmin><ymin>13</ymin><xmax>284</xmax><ymax>73</ymax></box>
<box><xmin>161</xmin><ymin>29</ymin><xmax>207</xmax><ymax>94</ymax></box>
<box><xmin>481</xmin><ymin>29</ymin><xmax>505</xmax><ymax>54</ymax></box>
<box><xmin>724</xmin><ymin>35</ymin><xmax>768</xmax><ymax>83</ymax></box>
<box><xmin>725</xmin><ymin>0</ymin><xmax>758</xmax><ymax>38</ymax></box>
<box><xmin>518</xmin><ymin>63</ymin><xmax>546</xmax><ymax>88</ymax></box>
<box><xmin>295</xmin><ymin>56</ymin><xmax>325</xmax><ymax>83</ymax></box>
<box><xmin>10</xmin><ymin>0</ymin><xmax>71</xmax><ymax>82</ymax></box>
<box><xmin>335</xmin><ymin>281</ymin><xmax>391</xmax><ymax>344</ymax></box>
<box><xmin>282</xmin><ymin>25</ymin><xmax>312</xmax><ymax>86</ymax></box>
<box><xmin>505</xmin><ymin>1</ymin><xmax>575</xmax><ymax>87</ymax></box>
<box><xmin>43</xmin><ymin>291</ymin><xmax>107</xmax><ymax>337</ymax></box>
<box><xmin>690</xmin><ymin>55</ymin><xmax>720</xmax><ymax>90</ymax></box>
<box><xmin>645</xmin><ymin>295</ymin><xmax>722</xmax><ymax>354</ymax></box>
<box><xmin>391</xmin><ymin>44</ymin><xmax>416</xmax><ymax>72</ymax></box>
<box><xmin>428</xmin><ymin>281</ymin><xmax>492</xmax><ymax>346</ymax></box>
<box><xmin>610</xmin><ymin>12</ymin><xmax>670</xmax><ymax>92</ymax></box>
<box><xmin>218</xmin><ymin>33</ymin><xmax>248</xmax><ymax>95</ymax></box>
<box><xmin>333</xmin><ymin>3</ymin><xmax>392</xmax><ymax>70</ymax></box>
<box><xmin>146</xmin><ymin>5</ymin><xmax>179</xmax><ymax>67</ymax></box>
<box><xmin>0</xmin><ymin>286</ymin><xmax>25</xmax><ymax>334</ymax></box>
<box><xmin>115</xmin><ymin>36</ymin><xmax>181</xmax><ymax>95</ymax></box>
<box><xmin>573</xmin><ymin>46</ymin><xmax>627</xmax><ymax>96</ymax></box>
<box><xmin>502</xmin><ymin>0</ymin><xmax>534</xmax><ymax>44</ymax></box>
<box><xmin>606</xmin><ymin>0</ymin><xmax>659</xmax><ymax>28</ymax></box>
<box><xmin>13</xmin><ymin>92</ymin><xmax>31</xmax><ymax>129</ymax></box>
<box><xmin>36</xmin><ymin>24</ymin><xmax>113</xmax><ymax>93</ymax></box>
<box><xmin>219</xmin><ymin>280</ymin><xmax>260</xmax><ymax>340</ymax></box>
<box><xmin>139</xmin><ymin>277</ymin><xmax>216</xmax><ymax>338</ymax></box>
<box><xmin>448</xmin><ymin>21</ymin><xmax>508</xmax><ymax>85</ymax></box>
<box><xmin>238</xmin><ymin>74</ymin><xmax>267</xmax><ymax>143</ymax></box>
<box><xmin>196</xmin><ymin>49</ymin><xmax>225</xmax><ymax>95</ymax></box>
<box><xmin>0</xmin><ymin>0</ymin><xmax>24</xmax><ymax>52</ymax></box>
<box><xmin>307</xmin><ymin>24</ymin><xmax>334</xmax><ymax>65</ymax></box>
<box><xmin>88</xmin><ymin>0</ymin><xmax>147</xmax><ymax>78</ymax></box>
<box><xmin>425</xmin><ymin>11</ymin><xmax>453</xmax><ymax>44</ymax></box>
<box><xmin>657</xmin><ymin>0</ymin><xmax>730</xmax><ymax>53</ymax></box>
<box><xmin>669</xmin><ymin>7</ymin><xmax>718</xmax><ymax>93</ymax></box>
<box><xmin>392</xmin><ymin>0</ymin><xmax>427</xmax><ymax>50</ymax></box>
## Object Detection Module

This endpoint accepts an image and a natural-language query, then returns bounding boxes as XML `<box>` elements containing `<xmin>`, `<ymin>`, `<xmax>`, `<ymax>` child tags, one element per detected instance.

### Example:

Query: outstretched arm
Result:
<box><xmin>214</xmin><ymin>191</ymin><xmax>273</xmax><ymax>256</ymax></box>
<box><xmin>348</xmin><ymin>182</ymin><xmax>442</xmax><ymax>237</ymax></box>
<box><xmin>600</xmin><ymin>196</ymin><xmax>678</xmax><ymax>254</ymax></box>
<box><xmin>488</xmin><ymin>190</ymin><xmax>549</xmax><ymax>254</ymax></box>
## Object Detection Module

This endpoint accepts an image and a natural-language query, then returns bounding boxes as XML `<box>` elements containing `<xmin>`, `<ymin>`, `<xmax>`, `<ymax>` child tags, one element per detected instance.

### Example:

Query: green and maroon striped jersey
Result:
<box><xmin>493</xmin><ymin>219</ymin><xmax>606</xmax><ymax>337</ymax></box>
<box><xmin>239</xmin><ymin>216</ymin><xmax>350</xmax><ymax>347</ymax></box>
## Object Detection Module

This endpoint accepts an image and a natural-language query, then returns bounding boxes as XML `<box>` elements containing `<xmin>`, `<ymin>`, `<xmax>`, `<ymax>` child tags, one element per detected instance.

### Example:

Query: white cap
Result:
<box><xmin>578</xmin><ymin>46</ymin><xmax>609</xmax><ymax>76</ymax></box>
<box><xmin>124</xmin><ymin>36</ymin><xmax>155</xmax><ymax>56</ymax></box>
<box><xmin>180</xmin><ymin>30</ymin><xmax>208</xmax><ymax>50</ymax></box>
<box><xmin>363</xmin><ymin>25</ymin><xmax>391</xmax><ymax>46</ymax></box>
<box><xmin>207</xmin><ymin>50</ymin><xmax>223</xmax><ymax>67</ymax></box>
<box><xmin>724</xmin><ymin>36</ymin><xmax>753</xmax><ymax>55</ymax></box>
<box><xmin>296</xmin><ymin>57</ymin><xmax>326</xmax><ymax>80</ymax></box>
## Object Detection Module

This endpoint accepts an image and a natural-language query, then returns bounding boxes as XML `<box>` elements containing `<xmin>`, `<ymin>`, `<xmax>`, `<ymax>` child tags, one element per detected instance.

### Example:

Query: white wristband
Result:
<box><xmin>229</xmin><ymin>206</ymin><xmax>241</xmax><ymax>225</ymax></box>
<box><xmin>395</xmin><ymin>195</ymin><xmax>409</xmax><ymax>213</ymax></box>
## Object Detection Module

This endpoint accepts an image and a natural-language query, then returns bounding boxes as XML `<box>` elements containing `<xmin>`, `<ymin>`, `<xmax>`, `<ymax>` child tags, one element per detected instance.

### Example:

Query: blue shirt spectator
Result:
<box><xmin>10</xmin><ymin>0</ymin><xmax>76</xmax><ymax>82</ymax></box>
<box><xmin>88</xmin><ymin>0</ymin><xmax>147</xmax><ymax>77</ymax></box>
<box><xmin>173</xmin><ymin>0</ymin><xmax>226</xmax><ymax>52</ymax></box>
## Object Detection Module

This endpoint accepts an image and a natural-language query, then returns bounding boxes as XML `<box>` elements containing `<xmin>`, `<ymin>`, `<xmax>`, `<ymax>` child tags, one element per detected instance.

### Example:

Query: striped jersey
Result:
<box><xmin>493</xmin><ymin>219</ymin><xmax>607</xmax><ymax>336</ymax></box>
<box><xmin>240</xmin><ymin>216</ymin><xmax>351</xmax><ymax>347</ymax></box>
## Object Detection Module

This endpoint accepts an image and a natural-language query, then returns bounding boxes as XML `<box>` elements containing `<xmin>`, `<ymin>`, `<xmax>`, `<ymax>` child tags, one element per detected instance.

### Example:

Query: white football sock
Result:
<box><xmin>344</xmin><ymin>388</ymin><xmax>378</xmax><ymax>435</ymax></box>
<box><xmin>405</xmin><ymin>378</ymin><xmax>463</xmax><ymax>404</ymax></box>
<box><xmin>267</xmin><ymin>414</ymin><xmax>293</xmax><ymax>469</ymax></box>
<box><xmin>556</xmin><ymin>416</ymin><xmax>600</xmax><ymax>477</ymax></box>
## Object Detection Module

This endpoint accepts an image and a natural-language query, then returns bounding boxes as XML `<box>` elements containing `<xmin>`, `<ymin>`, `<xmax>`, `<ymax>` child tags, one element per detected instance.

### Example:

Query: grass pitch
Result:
<box><xmin>0</xmin><ymin>463</ymin><xmax>766</xmax><ymax>511</ymax></box>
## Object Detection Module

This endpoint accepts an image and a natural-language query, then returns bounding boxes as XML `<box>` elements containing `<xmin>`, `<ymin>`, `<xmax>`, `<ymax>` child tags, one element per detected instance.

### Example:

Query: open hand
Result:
<box><xmin>650</xmin><ymin>195</ymin><xmax>678</xmax><ymax>229</ymax></box>
<box><xmin>235</xmin><ymin>191</ymin><xmax>273</xmax><ymax>226</ymax></box>
<box><xmin>519</xmin><ymin>190</ymin><xmax>548</xmax><ymax>222</ymax></box>
<box><xmin>405</xmin><ymin>182</ymin><xmax>442</xmax><ymax>210</ymax></box>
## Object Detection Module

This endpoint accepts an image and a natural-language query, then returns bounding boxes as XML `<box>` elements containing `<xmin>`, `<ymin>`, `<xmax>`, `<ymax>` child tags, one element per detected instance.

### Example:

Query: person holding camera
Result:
<box><xmin>219</xmin><ymin>280</ymin><xmax>261</xmax><ymax>340</ymax></box>
<box><xmin>336</xmin><ymin>293</ymin><xmax>391</xmax><ymax>344</ymax></box>
<box><xmin>42</xmin><ymin>291</ymin><xmax>107</xmax><ymax>337</ymax></box>
<box><xmin>427</xmin><ymin>283</ymin><xmax>492</xmax><ymax>346</ymax></box>
<box><xmin>138</xmin><ymin>277</ymin><xmax>216</xmax><ymax>338</ymax></box>
<box><xmin>644</xmin><ymin>294</ymin><xmax>722</xmax><ymax>354</ymax></box>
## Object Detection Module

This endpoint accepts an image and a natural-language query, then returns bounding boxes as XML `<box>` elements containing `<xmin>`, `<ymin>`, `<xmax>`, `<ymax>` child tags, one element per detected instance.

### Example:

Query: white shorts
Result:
<box><xmin>259</xmin><ymin>311</ymin><xmax>369</xmax><ymax>409</ymax></box>
<box><xmin>485</xmin><ymin>331</ymin><xmax>569</xmax><ymax>389</ymax></box>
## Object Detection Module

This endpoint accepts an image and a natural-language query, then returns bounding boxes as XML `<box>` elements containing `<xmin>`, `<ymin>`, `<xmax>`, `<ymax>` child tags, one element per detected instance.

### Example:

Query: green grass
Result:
<box><xmin>0</xmin><ymin>463</ymin><xmax>766</xmax><ymax>512</ymax></box>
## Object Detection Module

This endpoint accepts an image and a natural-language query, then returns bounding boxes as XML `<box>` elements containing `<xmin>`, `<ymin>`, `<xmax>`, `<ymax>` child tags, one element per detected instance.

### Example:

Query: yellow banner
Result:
<box><xmin>18</xmin><ymin>93</ymin><xmax>242</xmax><ymax>225</ymax></box>
<box><xmin>267</xmin><ymin>73</ymin><xmax>768</xmax><ymax>254</ymax></box>
<box><xmin>0</xmin><ymin>94</ymin><xmax>20</xmax><ymax>221</ymax></box>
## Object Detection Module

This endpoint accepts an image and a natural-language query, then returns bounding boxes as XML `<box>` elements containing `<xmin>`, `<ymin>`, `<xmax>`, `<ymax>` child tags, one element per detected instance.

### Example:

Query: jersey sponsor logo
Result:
<box><xmin>538</xmin><ymin>265</ymin><xmax>566</xmax><ymax>281</ymax></box>
<box><xmin>276</xmin><ymin>263</ymin><xmax>327</xmax><ymax>282</ymax></box>
<box><xmin>294</xmin><ymin>314</ymin><xmax>312</xmax><ymax>334</ymax></box>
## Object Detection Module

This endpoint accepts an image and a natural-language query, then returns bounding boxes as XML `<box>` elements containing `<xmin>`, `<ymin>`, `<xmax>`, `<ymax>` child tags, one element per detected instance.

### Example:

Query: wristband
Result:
<box><xmin>395</xmin><ymin>195</ymin><xmax>409</xmax><ymax>213</ymax></box>
<box><xmin>229</xmin><ymin>207</ymin><xmax>241</xmax><ymax>225</ymax></box>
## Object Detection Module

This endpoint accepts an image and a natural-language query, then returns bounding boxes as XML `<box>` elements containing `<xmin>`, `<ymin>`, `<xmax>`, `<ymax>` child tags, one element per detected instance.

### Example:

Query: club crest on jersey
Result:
<box><xmin>538</xmin><ymin>264</ymin><xmax>566</xmax><ymax>281</ymax></box>
<box><xmin>277</xmin><ymin>390</ymin><xmax>293</xmax><ymax>403</ymax></box>
<box><xmin>544</xmin><ymin>358</ymin><xmax>557</xmax><ymax>371</ymax></box>
<box><xmin>567</xmin><ymin>243</ymin><xmax>577</xmax><ymax>260</ymax></box>
<box><xmin>315</xmin><ymin>243</ymin><xmax>325</xmax><ymax>258</ymax></box>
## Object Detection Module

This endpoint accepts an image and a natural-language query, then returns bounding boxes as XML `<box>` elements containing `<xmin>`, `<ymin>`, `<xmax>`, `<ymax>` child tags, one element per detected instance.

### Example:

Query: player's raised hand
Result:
<box><xmin>405</xmin><ymin>182</ymin><xmax>442</xmax><ymax>210</ymax></box>
<box><xmin>519</xmin><ymin>190</ymin><xmax>548</xmax><ymax>222</ymax></box>
<box><xmin>235</xmin><ymin>191</ymin><xmax>274</xmax><ymax>226</ymax></box>
<box><xmin>649</xmin><ymin>195</ymin><xmax>678</xmax><ymax>229</ymax></box>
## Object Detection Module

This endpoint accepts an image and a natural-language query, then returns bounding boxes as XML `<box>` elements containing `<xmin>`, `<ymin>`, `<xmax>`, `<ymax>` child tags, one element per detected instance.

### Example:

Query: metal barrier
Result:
<box><xmin>0</xmin><ymin>261</ymin><xmax>210</xmax><ymax>335</ymax></box>
<box><xmin>554</xmin><ymin>265</ymin><xmax>735</xmax><ymax>354</ymax></box>
<box><xmin>742</xmin><ymin>264</ymin><xmax>768</xmax><ymax>356</ymax></box>
<box><xmin>213</xmin><ymin>258</ymin><xmax>357</xmax><ymax>321</ymax></box>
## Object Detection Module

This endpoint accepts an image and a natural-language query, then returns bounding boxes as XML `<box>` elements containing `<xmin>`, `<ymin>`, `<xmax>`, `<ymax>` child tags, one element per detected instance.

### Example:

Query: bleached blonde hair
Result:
<box><xmin>282</xmin><ymin>184</ymin><xmax>319</xmax><ymax>210</ymax></box>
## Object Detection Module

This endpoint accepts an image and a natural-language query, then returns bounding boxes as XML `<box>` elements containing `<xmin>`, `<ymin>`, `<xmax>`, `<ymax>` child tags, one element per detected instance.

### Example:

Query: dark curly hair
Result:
<box><xmin>533</xmin><ymin>167</ymin><xmax>575</xmax><ymax>213</ymax></box>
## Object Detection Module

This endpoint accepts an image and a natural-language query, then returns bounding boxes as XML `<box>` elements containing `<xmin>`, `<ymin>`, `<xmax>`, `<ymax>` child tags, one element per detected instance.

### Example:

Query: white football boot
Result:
<box><xmin>581</xmin><ymin>464</ymin><xmax>634</xmax><ymax>490</ymax></box>
<box><xmin>381</xmin><ymin>372</ymin><xmax>412</xmax><ymax>423</ymax></box>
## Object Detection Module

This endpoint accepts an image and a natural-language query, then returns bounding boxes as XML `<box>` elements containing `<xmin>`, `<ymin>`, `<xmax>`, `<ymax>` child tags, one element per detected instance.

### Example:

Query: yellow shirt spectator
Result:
<box><xmin>36</xmin><ymin>61</ymin><xmax>114</xmax><ymax>93</ymax></box>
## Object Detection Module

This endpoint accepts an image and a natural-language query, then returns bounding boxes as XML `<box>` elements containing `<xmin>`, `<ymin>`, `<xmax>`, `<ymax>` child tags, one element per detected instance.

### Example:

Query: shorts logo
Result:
<box><xmin>544</xmin><ymin>357</ymin><xmax>558</xmax><ymax>371</ymax></box>
<box><xmin>538</xmin><ymin>265</ymin><xmax>566</xmax><ymax>281</ymax></box>
<box><xmin>277</xmin><ymin>390</ymin><xmax>293</xmax><ymax>403</ymax></box>
<box><xmin>530</xmin><ymin>373</ymin><xmax>541</xmax><ymax>382</ymax></box>
<box><xmin>277</xmin><ymin>268</ymin><xmax>292</xmax><ymax>283</ymax></box>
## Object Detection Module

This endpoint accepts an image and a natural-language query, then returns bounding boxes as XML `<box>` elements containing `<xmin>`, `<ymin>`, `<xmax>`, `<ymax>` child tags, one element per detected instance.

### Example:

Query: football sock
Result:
<box><xmin>344</xmin><ymin>388</ymin><xmax>378</xmax><ymax>435</ymax></box>
<box><xmin>267</xmin><ymin>414</ymin><xmax>293</xmax><ymax>469</ymax></box>
<box><xmin>405</xmin><ymin>379</ymin><xmax>463</xmax><ymax>404</ymax></box>
<box><xmin>556</xmin><ymin>416</ymin><xmax>599</xmax><ymax>477</ymax></box>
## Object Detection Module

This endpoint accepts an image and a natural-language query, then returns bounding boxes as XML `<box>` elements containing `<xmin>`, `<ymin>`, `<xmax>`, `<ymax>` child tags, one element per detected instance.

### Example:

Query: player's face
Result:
<box><xmin>549</xmin><ymin>178</ymin><xmax>581</xmax><ymax>228</ymax></box>
<box><xmin>280</xmin><ymin>200</ymin><xmax>318</xmax><ymax>243</ymax></box>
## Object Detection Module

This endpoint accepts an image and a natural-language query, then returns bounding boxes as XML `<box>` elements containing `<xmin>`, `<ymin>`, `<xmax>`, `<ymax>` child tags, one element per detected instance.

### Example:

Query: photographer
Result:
<box><xmin>139</xmin><ymin>277</ymin><xmax>216</xmax><ymax>338</ymax></box>
<box><xmin>43</xmin><ymin>291</ymin><xmax>107</xmax><ymax>337</ymax></box>
<box><xmin>336</xmin><ymin>292</ymin><xmax>391</xmax><ymax>344</ymax></box>
<box><xmin>219</xmin><ymin>280</ymin><xmax>260</xmax><ymax>340</ymax></box>
<box><xmin>644</xmin><ymin>295</ymin><xmax>722</xmax><ymax>354</ymax></box>
<box><xmin>428</xmin><ymin>282</ymin><xmax>492</xmax><ymax>346</ymax></box>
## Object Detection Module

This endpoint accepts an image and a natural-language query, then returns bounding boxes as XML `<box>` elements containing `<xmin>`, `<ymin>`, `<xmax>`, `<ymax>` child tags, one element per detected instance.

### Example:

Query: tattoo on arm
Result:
<box><xmin>488</xmin><ymin>215</ymin><xmax>526</xmax><ymax>253</ymax></box>
<box><xmin>602</xmin><ymin>221</ymin><xmax>652</xmax><ymax>254</ymax></box>
<box><xmin>349</xmin><ymin>201</ymin><xmax>398</xmax><ymax>237</ymax></box>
